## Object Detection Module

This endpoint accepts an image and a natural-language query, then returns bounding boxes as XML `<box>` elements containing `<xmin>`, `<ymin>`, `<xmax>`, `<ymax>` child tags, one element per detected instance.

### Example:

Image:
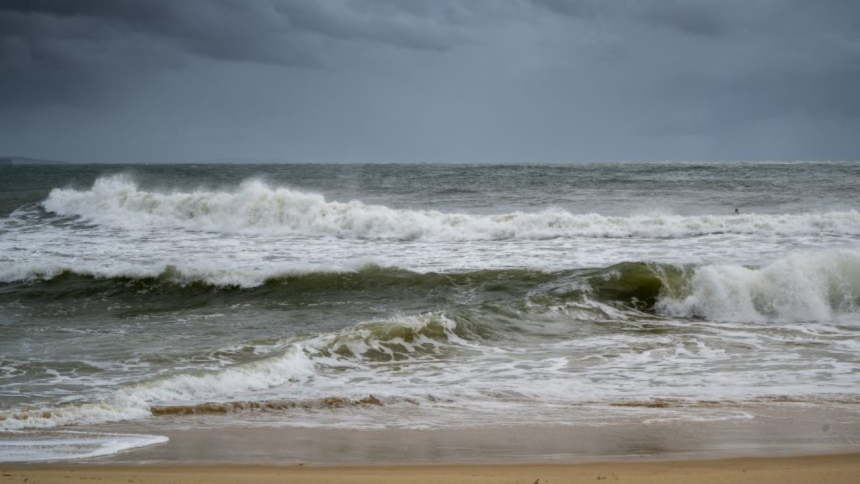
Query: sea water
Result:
<box><xmin>1</xmin><ymin>162</ymin><xmax>859</xmax><ymax>461</ymax></box>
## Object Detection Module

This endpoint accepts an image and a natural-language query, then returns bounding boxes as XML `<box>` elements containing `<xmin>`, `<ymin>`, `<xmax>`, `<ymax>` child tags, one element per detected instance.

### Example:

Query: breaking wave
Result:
<box><xmin>42</xmin><ymin>176</ymin><xmax>860</xmax><ymax>240</ymax></box>
<box><xmin>3</xmin><ymin>252</ymin><xmax>860</xmax><ymax>322</ymax></box>
<box><xmin>0</xmin><ymin>314</ymin><xmax>463</xmax><ymax>431</ymax></box>
<box><xmin>656</xmin><ymin>250</ymin><xmax>860</xmax><ymax>322</ymax></box>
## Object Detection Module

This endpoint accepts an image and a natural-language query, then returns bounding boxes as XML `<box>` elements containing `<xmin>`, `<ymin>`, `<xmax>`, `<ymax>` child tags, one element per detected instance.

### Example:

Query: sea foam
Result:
<box><xmin>656</xmin><ymin>250</ymin><xmax>860</xmax><ymax>322</ymax></box>
<box><xmin>43</xmin><ymin>176</ymin><xmax>860</xmax><ymax>240</ymax></box>
<box><xmin>0</xmin><ymin>346</ymin><xmax>316</xmax><ymax>431</ymax></box>
<box><xmin>0</xmin><ymin>431</ymin><xmax>168</xmax><ymax>463</ymax></box>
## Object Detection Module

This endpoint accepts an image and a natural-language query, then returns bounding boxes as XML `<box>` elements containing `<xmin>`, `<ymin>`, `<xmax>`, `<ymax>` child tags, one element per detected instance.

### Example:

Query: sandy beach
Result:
<box><xmin>4</xmin><ymin>454</ymin><xmax>860</xmax><ymax>484</ymax></box>
<box><xmin>4</xmin><ymin>404</ymin><xmax>860</xmax><ymax>483</ymax></box>
<box><xmin>49</xmin><ymin>402</ymin><xmax>852</xmax><ymax>466</ymax></box>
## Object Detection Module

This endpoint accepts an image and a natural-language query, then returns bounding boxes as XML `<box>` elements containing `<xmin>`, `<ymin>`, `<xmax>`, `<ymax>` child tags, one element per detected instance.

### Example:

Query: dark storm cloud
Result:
<box><xmin>532</xmin><ymin>0</ymin><xmax>860</xmax><ymax>39</ymax></box>
<box><xmin>527</xmin><ymin>0</ymin><xmax>860</xmax><ymax>131</ymax></box>
<box><xmin>0</xmin><ymin>0</ymin><xmax>467</xmax><ymax>64</ymax></box>
<box><xmin>0</xmin><ymin>0</ymin><xmax>468</xmax><ymax>106</ymax></box>
<box><xmin>1</xmin><ymin>0</ymin><xmax>859</xmax><ymax>161</ymax></box>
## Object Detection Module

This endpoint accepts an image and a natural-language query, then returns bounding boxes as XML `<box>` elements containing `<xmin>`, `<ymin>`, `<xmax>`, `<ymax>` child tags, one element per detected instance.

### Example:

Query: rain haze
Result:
<box><xmin>1</xmin><ymin>0</ymin><xmax>859</xmax><ymax>163</ymax></box>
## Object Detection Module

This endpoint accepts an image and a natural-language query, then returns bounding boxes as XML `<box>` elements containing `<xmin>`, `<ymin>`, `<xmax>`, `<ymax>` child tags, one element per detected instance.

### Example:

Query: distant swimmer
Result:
<box><xmin>733</xmin><ymin>208</ymin><xmax>740</xmax><ymax>215</ymax></box>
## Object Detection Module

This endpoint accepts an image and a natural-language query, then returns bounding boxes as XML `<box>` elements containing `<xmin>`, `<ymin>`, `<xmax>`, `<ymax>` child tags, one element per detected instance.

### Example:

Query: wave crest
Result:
<box><xmin>42</xmin><ymin>176</ymin><xmax>860</xmax><ymax>240</ymax></box>
<box><xmin>4</xmin><ymin>253</ymin><xmax>860</xmax><ymax>323</ymax></box>
<box><xmin>656</xmin><ymin>250</ymin><xmax>860</xmax><ymax>322</ymax></box>
<box><xmin>0</xmin><ymin>314</ymin><xmax>466</xmax><ymax>431</ymax></box>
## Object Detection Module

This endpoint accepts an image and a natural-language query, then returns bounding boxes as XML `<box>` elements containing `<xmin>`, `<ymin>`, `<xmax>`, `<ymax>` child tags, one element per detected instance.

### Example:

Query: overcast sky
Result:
<box><xmin>1</xmin><ymin>0</ymin><xmax>859</xmax><ymax>163</ymax></box>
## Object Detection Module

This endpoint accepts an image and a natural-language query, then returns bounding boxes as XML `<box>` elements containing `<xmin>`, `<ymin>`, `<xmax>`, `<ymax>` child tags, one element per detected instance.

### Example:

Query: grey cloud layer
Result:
<box><xmin>0</xmin><ymin>0</ymin><xmax>474</xmax><ymax>105</ymax></box>
<box><xmin>1</xmin><ymin>0</ymin><xmax>859</xmax><ymax>161</ymax></box>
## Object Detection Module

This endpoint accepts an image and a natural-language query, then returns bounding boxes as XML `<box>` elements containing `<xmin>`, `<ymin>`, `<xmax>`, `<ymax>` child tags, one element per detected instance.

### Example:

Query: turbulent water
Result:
<box><xmin>2</xmin><ymin>162</ymin><xmax>860</xmax><ymax>461</ymax></box>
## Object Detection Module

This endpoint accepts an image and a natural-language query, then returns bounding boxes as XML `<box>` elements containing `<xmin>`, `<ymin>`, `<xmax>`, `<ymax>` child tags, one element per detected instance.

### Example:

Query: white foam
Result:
<box><xmin>656</xmin><ymin>250</ymin><xmax>860</xmax><ymax>322</ymax></box>
<box><xmin>0</xmin><ymin>431</ymin><xmax>168</xmax><ymax>463</ymax></box>
<box><xmin>119</xmin><ymin>344</ymin><xmax>316</xmax><ymax>404</ymax></box>
<box><xmin>0</xmin><ymin>401</ymin><xmax>153</xmax><ymax>432</ymax></box>
<box><xmin>0</xmin><ymin>345</ymin><xmax>316</xmax><ymax>431</ymax></box>
<box><xmin>2</xmin><ymin>304</ymin><xmax>859</xmax><ymax>433</ymax></box>
<box><xmin>42</xmin><ymin>176</ymin><xmax>860</xmax><ymax>240</ymax></box>
<box><xmin>0</xmin><ymin>259</ymin><xmax>364</xmax><ymax>287</ymax></box>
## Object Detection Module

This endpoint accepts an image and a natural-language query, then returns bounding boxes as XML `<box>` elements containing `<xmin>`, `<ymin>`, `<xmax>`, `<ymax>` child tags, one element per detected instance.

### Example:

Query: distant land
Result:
<box><xmin>0</xmin><ymin>156</ymin><xmax>69</xmax><ymax>165</ymax></box>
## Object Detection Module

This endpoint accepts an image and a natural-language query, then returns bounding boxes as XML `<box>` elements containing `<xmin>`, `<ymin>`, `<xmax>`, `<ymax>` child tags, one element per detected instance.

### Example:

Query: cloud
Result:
<box><xmin>0</xmin><ymin>0</ymin><xmax>470</xmax><ymax>107</ymax></box>
<box><xmin>1</xmin><ymin>0</ymin><xmax>859</xmax><ymax>161</ymax></box>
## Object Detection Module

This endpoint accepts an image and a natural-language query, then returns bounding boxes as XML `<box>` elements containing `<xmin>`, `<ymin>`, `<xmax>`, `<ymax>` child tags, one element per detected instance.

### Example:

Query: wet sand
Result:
<box><xmin>79</xmin><ymin>403</ymin><xmax>860</xmax><ymax>465</ymax></box>
<box><xmin>5</xmin><ymin>403</ymin><xmax>860</xmax><ymax>484</ymax></box>
<box><xmin>4</xmin><ymin>454</ymin><xmax>860</xmax><ymax>484</ymax></box>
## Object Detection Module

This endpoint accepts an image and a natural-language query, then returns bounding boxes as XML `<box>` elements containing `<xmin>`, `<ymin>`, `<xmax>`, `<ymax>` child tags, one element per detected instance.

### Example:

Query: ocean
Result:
<box><xmin>1</xmin><ymin>162</ymin><xmax>860</xmax><ymax>462</ymax></box>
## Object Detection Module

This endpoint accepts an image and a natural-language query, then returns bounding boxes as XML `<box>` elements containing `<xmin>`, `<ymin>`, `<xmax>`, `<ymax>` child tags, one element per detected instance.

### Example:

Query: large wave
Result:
<box><xmin>655</xmin><ymin>250</ymin><xmax>860</xmax><ymax>322</ymax></box>
<box><xmin>42</xmin><ymin>175</ymin><xmax>860</xmax><ymax>240</ymax></box>
<box><xmin>3</xmin><ymin>251</ymin><xmax>860</xmax><ymax>322</ymax></box>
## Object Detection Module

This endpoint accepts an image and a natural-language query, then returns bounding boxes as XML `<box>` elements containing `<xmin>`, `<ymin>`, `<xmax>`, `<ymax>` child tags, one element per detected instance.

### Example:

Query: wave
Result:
<box><xmin>0</xmin><ymin>314</ymin><xmax>462</xmax><ymax>431</ymax></box>
<box><xmin>3</xmin><ymin>251</ymin><xmax>860</xmax><ymax>323</ymax></box>
<box><xmin>0</xmin><ymin>345</ymin><xmax>314</xmax><ymax>431</ymax></box>
<box><xmin>3</xmin><ymin>250</ymin><xmax>860</xmax><ymax>433</ymax></box>
<box><xmin>656</xmin><ymin>250</ymin><xmax>860</xmax><ymax>322</ymax></box>
<box><xmin>0</xmin><ymin>259</ymin><xmax>355</xmax><ymax>288</ymax></box>
<box><xmin>42</xmin><ymin>175</ymin><xmax>860</xmax><ymax>240</ymax></box>
<box><xmin>0</xmin><ymin>263</ymin><xmax>560</xmax><ymax>302</ymax></box>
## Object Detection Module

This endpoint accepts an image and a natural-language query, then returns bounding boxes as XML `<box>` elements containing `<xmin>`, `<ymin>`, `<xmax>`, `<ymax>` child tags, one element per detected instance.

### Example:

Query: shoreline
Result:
<box><xmin>4</xmin><ymin>454</ymin><xmax>860</xmax><ymax>484</ymax></box>
<box><xmin>3</xmin><ymin>402</ymin><xmax>859</xmax><ymax>466</ymax></box>
<box><xmin>106</xmin><ymin>403</ymin><xmax>860</xmax><ymax>465</ymax></box>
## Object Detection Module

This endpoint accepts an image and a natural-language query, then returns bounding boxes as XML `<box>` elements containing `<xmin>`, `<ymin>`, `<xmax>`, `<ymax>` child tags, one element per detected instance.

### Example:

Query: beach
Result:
<box><xmin>42</xmin><ymin>403</ymin><xmax>860</xmax><ymax>465</ymax></box>
<box><xmin>7</xmin><ymin>417</ymin><xmax>860</xmax><ymax>482</ymax></box>
<box><xmin>5</xmin><ymin>454</ymin><xmax>860</xmax><ymax>484</ymax></box>
<box><xmin>6</xmin><ymin>404</ymin><xmax>860</xmax><ymax>482</ymax></box>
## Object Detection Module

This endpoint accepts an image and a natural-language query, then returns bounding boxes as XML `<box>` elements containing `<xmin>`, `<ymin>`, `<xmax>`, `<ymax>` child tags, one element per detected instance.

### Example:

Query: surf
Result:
<box><xmin>41</xmin><ymin>175</ymin><xmax>860</xmax><ymax>240</ymax></box>
<box><xmin>3</xmin><ymin>252</ymin><xmax>860</xmax><ymax>322</ymax></box>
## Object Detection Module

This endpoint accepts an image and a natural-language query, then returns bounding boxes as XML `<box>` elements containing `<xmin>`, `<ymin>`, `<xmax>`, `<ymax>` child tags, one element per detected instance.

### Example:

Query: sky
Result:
<box><xmin>1</xmin><ymin>0</ymin><xmax>859</xmax><ymax>163</ymax></box>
